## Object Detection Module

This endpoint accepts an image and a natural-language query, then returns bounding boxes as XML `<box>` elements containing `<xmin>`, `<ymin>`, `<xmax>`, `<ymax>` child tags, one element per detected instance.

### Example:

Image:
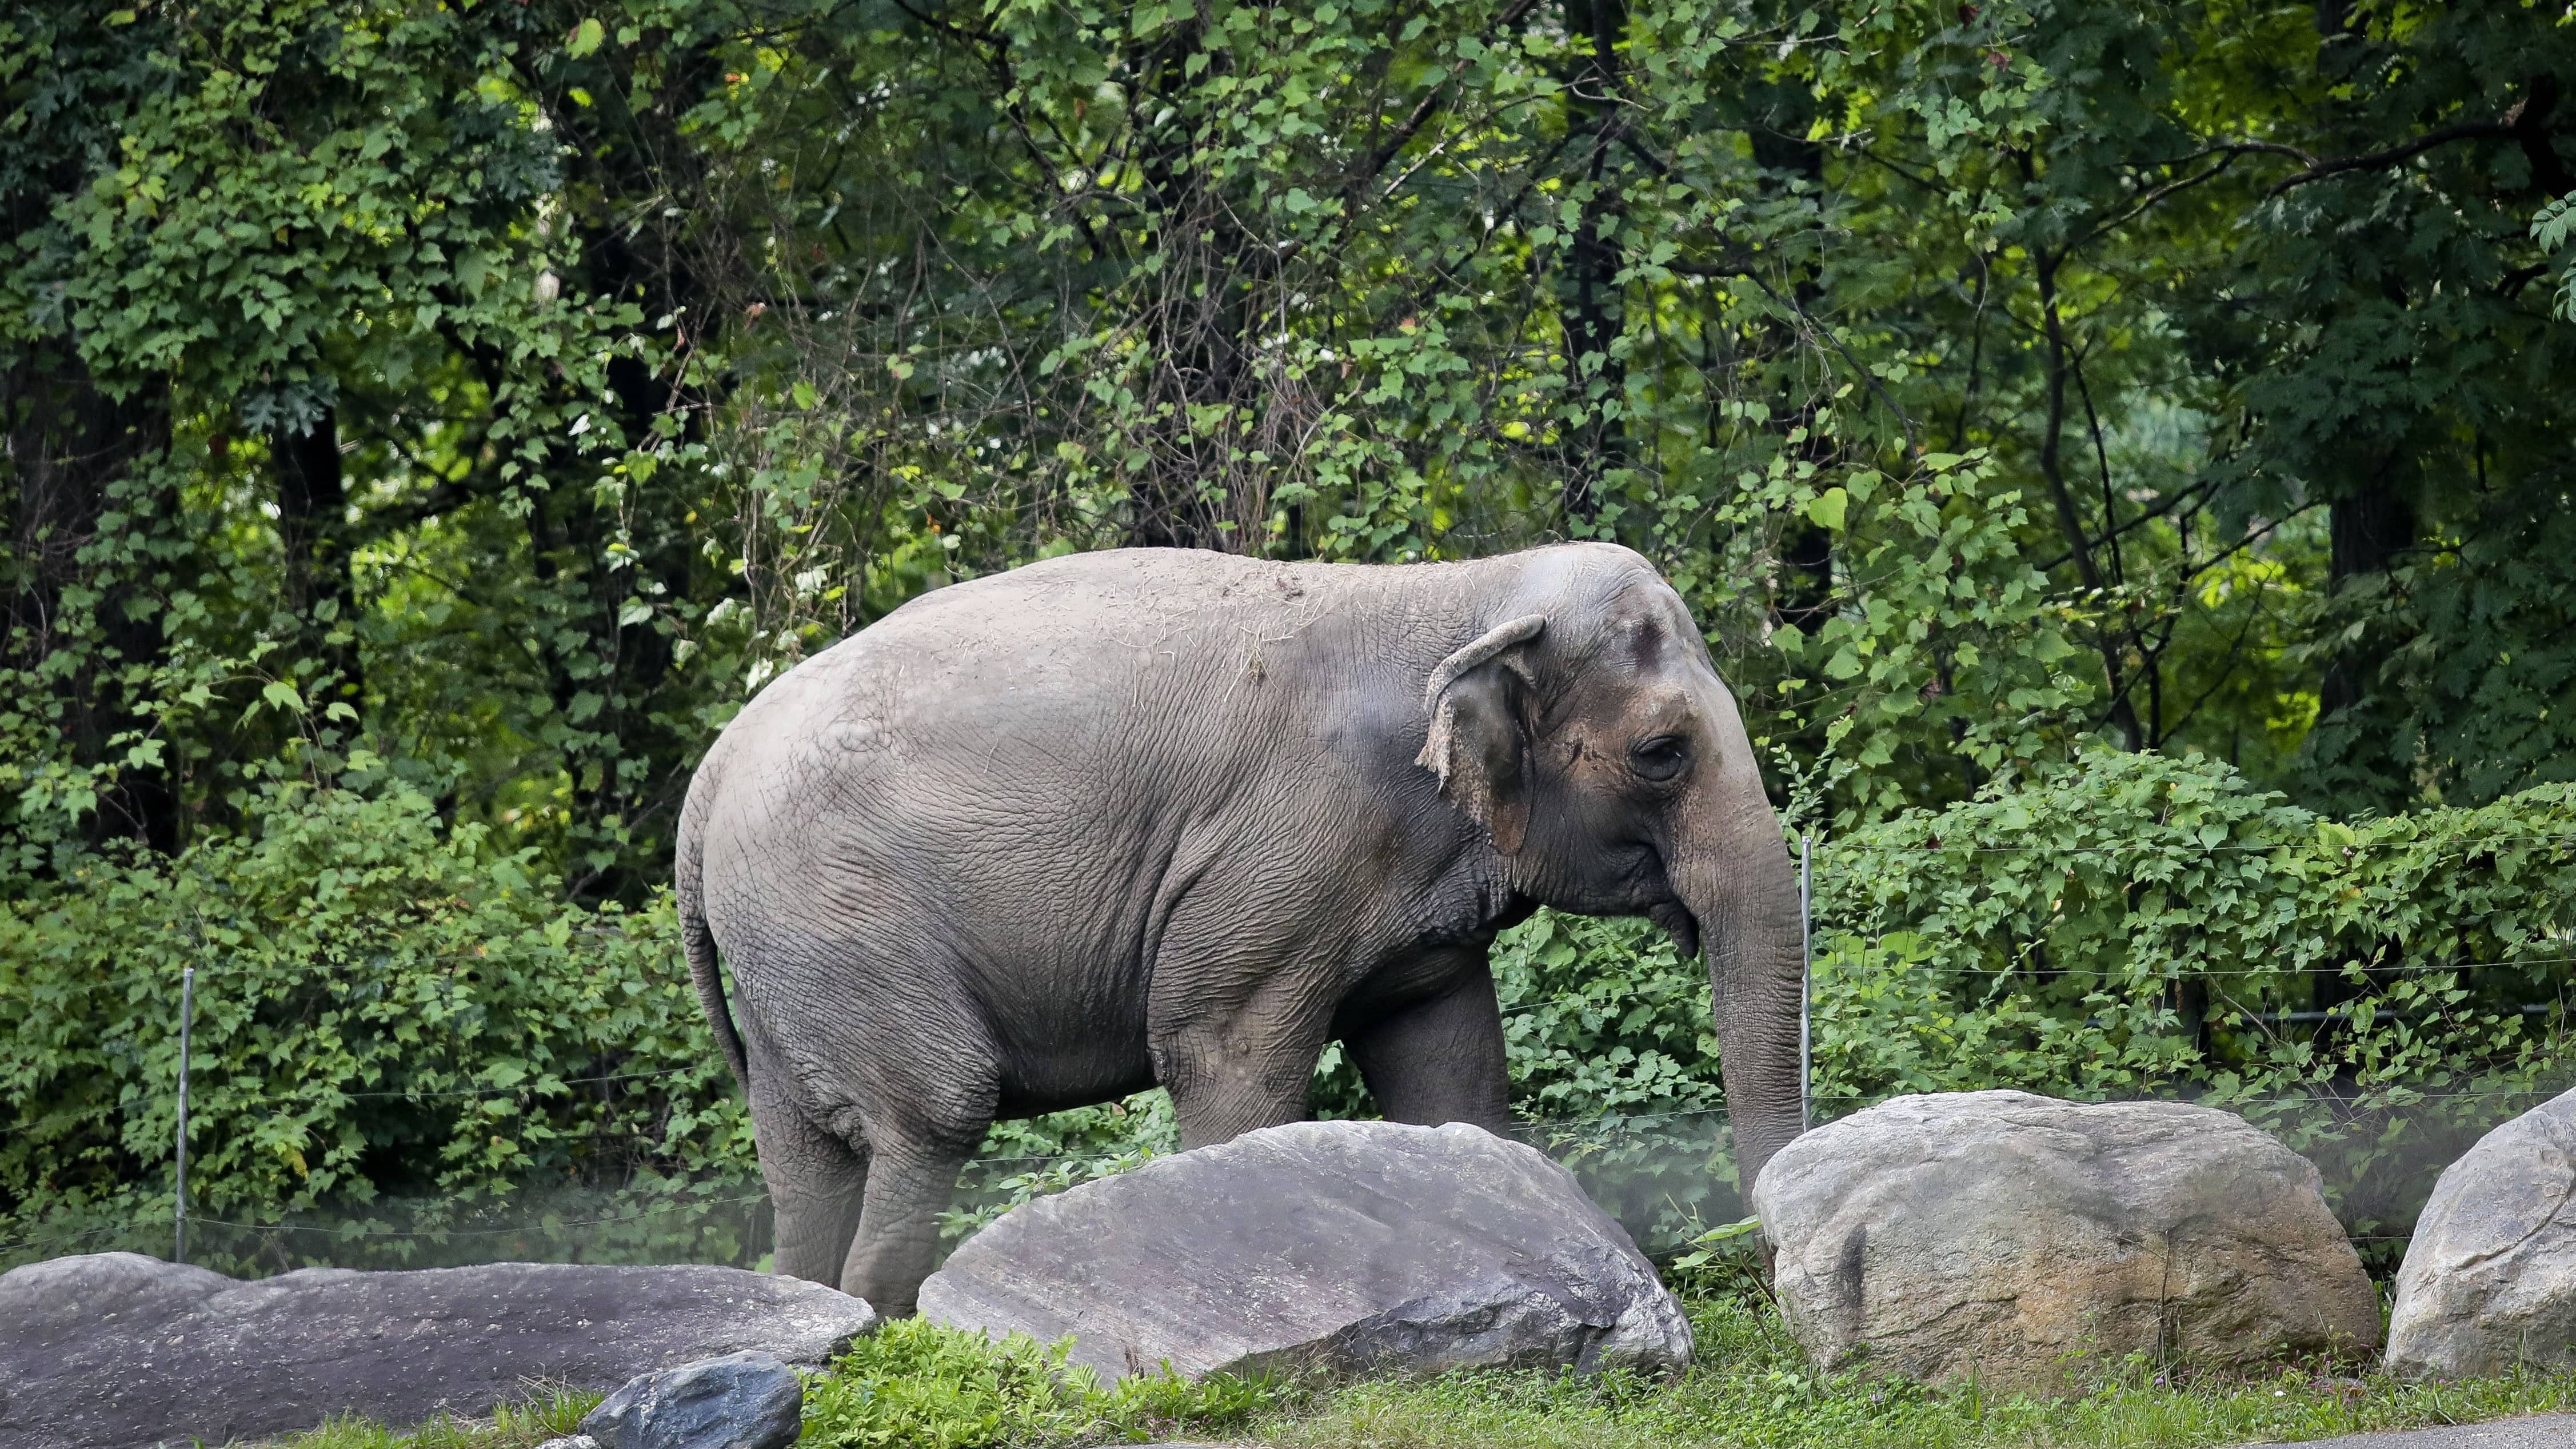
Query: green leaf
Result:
<box><xmin>568</xmin><ymin>18</ymin><xmax>605</xmax><ymax>57</ymax></box>
<box><xmin>1804</xmin><ymin>487</ymin><xmax>1849</xmax><ymax>531</ymax></box>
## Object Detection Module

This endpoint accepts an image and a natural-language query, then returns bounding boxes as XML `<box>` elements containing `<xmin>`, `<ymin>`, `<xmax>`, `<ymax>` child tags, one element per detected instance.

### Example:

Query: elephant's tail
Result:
<box><xmin>677</xmin><ymin>789</ymin><xmax>750</xmax><ymax>1093</ymax></box>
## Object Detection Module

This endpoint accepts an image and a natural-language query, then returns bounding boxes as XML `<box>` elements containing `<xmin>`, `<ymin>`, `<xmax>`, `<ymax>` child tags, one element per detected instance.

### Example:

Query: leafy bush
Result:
<box><xmin>10</xmin><ymin>749</ymin><xmax>2570</xmax><ymax>1272</ymax></box>
<box><xmin>800</xmin><ymin>1318</ymin><xmax>1269</xmax><ymax>1448</ymax></box>
<box><xmin>1814</xmin><ymin>750</ymin><xmax>2574</xmax><ymax>1095</ymax></box>
<box><xmin>1810</xmin><ymin>750</ymin><xmax>2574</xmax><ymax>1246</ymax></box>
<box><xmin>941</xmin><ymin>1140</ymin><xmax>1167</xmax><ymax>1250</ymax></box>
<box><xmin>1493</xmin><ymin>913</ymin><xmax>1727</xmax><ymax>1121</ymax></box>
<box><xmin>1337</xmin><ymin>750</ymin><xmax>2576</xmax><ymax>1258</ymax></box>
<box><xmin>0</xmin><ymin>781</ymin><xmax>752</xmax><ymax>1255</ymax></box>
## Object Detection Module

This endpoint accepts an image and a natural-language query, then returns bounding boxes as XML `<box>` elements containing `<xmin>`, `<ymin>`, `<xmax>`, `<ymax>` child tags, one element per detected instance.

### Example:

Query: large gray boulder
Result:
<box><xmin>2388</xmin><ymin>1087</ymin><xmax>2576</xmax><ymax>1378</ymax></box>
<box><xmin>920</xmin><ymin>1119</ymin><xmax>1692</xmax><ymax>1383</ymax></box>
<box><xmin>1751</xmin><ymin>1091</ymin><xmax>2380</xmax><ymax>1394</ymax></box>
<box><xmin>0</xmin><ymin>1254</ymin><xmax>876</xmax><ymax>1449</ymax></box>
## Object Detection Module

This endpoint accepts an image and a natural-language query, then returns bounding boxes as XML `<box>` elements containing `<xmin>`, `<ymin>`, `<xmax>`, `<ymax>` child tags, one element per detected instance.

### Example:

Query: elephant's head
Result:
<box><xmin>1419</xmin><ymin>545</ymin><xmax>1807</xmax><ymax>1188</ymax></box>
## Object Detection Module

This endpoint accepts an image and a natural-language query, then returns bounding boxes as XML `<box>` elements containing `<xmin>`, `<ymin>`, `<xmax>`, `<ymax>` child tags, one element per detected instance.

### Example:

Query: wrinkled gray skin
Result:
<box><xmin>678</xmin><ymin>543</ymin><xmax>1806</xmax><ymax>1316</ymax></box>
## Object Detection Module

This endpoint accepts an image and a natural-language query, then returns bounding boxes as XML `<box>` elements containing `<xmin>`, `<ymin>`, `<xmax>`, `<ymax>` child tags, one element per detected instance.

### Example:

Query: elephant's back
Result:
<box><xmin>717</xmin><ymin>549</ymin><xmax>1435</xmax><ymax>783</ymax></box>
<box><xmin>689</xmin><ymin>550</ymin><xmax>1402</xmax><ymax>968</ymax></box>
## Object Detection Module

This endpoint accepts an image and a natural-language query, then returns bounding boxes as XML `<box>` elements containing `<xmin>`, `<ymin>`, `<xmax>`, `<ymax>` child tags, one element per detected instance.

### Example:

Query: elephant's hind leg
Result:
<box><xmin>840</xmin><ymin>1129</ymin><xmax>977</xmax><ymax>1318</ymax></box>
<box><xmin>753</xmin><ymin>1087</ymin><xmax>870</xmax><ymax>1287</ymax></box>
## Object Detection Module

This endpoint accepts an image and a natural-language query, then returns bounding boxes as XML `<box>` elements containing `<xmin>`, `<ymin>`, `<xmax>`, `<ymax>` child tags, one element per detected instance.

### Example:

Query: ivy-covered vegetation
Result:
<box><xmin>7</xmin><ymin>0</ymin><xmax>2576</xmax><ymax>1258</ymax></box>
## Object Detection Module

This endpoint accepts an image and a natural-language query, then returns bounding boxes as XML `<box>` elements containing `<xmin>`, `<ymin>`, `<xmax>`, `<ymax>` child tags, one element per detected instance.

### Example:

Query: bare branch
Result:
<box><xmin>2264</xmin><ymin>120</ymin><xmax>2515</xmax><ymax>199</ymax></box>
<box><xmin>1360</xmin><ymin>0</ymin><xmax>1547</xmax><ymax>184</ymax></box>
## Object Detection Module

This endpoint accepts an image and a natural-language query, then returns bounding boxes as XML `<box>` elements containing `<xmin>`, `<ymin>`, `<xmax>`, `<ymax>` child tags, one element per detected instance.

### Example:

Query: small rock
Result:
<box><xmin>534</xmin><ymin>1438</ymin><xmax>600</xmax><ymax>1449</ymax></box>
<box><xmin>1752</xmin><ymin>1091</ymin><xmax>2380</xmax><ymax>1395</ymax></box>
<box><xmin>582</xmin><ymin>1351</ymin><xmax>802</xmax><ymax>1449</ymax></box>
<box><xmin>2388</xmin><ymin>1087</ymin><xmax>2576</xmax><ymax>1378</ymax></box>
<box><xmin>0</xmin><ymin>1255</ymin><xmax>874</xmax><ymax>1449</ymax></box>
<box><xmin>920</xmin><ymin>1119</ymin><xmax>1691</xmax><ymax>1383</ymax></box>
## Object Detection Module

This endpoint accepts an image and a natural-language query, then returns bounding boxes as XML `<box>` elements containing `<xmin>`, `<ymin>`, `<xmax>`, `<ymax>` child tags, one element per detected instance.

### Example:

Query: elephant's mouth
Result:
<box><xmin>1646</xmin><ymin>899</ymin><xmax>1702</xmax><ymax>961</ymax></box>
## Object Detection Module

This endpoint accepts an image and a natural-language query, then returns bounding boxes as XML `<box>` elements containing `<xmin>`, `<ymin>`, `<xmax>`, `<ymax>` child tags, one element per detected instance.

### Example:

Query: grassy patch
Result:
<box><xmin>246</xmin><ymin>1294</ymin><xmax>2575</xmax><ymax>1448</ymax></box>
<box><xmin>800</xmin><ymin>1317</ymin><xmax>1270</xmax><ymax>1447</ymax></box>
<box><xmin>253</xmin><ymin>1389</ymin><xmax>596</xmax><ymax>1448</ymax></box>
<box><xmin>1255</xmin><ymin>1294</ymin><xmax>2576</xmax><ymax>1449</ymax></box>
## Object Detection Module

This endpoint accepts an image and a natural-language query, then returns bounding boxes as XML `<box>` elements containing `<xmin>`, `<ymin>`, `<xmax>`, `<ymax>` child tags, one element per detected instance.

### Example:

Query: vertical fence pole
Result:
<box><xmin>1799</xmin><ymin>832</ymin><xmax>1813</xmax><ymax>1133</ymax></box>
<box><xmin>175</xmin><ymin>964</ymin><xmax>194</xmax><ymax>1264</ymax></box>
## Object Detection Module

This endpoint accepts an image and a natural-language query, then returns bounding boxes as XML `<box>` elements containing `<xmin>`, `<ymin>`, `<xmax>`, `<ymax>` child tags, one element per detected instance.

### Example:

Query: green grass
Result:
<box><xmin>799</xmin><ymin>1318</ymin><xmax>1272</xmax><ymax>1447</ymax></box>
<box><xmin>247</xmin><ymin>1294</ymin><xmax>2576</xmax><ymax>1449</ymax></box>
<box><xmin>1250</xmin><ymin>1294</ymin><xmax>2576</xmax><ymax>1449</ymax></box>
<box><xmin>249</xmin><ymin>1390</ymin><xmax>597</xmax><ymax>1448</ymax></box>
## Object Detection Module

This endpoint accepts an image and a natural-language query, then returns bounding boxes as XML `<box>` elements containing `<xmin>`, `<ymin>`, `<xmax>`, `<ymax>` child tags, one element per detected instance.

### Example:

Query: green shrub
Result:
<box><xmin>1811</xmin><ymin>749</ymin><xmax>2574</xmax><ymax>1245</ymax></box>
<box><xmin>800</xmin><ymin>1318</ymin><xmax>1271</xmax><ymax>1448</ymax></box>
<box><xmin>1369</xmin><ymin>749</ymin><xmax>2575</xmax><ymax>1257</ymax></box>
<box><xmin>1483</xmin><ymin>750</ymin><xmax>2574</xmax><ymax>1140</ymax></box>
<box><xmin>11</xmin><ymin>750</ymin><xmax>2572</xmax><ymax>1270</ymax></box>
<box><xmin>0</xmin><ymin>781</ymin><xmax>752</xmax><ymax>1258</ymax></box>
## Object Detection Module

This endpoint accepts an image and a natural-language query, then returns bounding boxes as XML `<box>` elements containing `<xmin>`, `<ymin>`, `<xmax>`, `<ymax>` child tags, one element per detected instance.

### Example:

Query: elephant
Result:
<box><xmin>677</xmin><ymin>541</ymin><xmax>1807</xmax><ymax>1316</ymax></box>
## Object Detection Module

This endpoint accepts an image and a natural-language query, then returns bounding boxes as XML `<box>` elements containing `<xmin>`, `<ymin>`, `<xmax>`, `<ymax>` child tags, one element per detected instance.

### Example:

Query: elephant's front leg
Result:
<box><xmin>1341</xmin><ymin>960</ymin><xmax>1512</xmax><ymax>1133</ymax></box>
<box><xmin>1149</xmin><ymin>969</ymin><xmax>1334</xmax><ymax>1151</ymax></box>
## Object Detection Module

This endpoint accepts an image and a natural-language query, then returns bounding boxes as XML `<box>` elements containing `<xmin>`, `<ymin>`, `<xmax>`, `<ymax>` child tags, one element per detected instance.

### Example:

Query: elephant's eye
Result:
<box><xmin>1630</xmin><ymin>735</ymin><xmax>1690</xmax><ymax>782</ymax></box>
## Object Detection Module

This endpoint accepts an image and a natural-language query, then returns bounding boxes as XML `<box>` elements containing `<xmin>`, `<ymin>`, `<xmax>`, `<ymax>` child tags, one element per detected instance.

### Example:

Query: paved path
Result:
<box><xmin>1147</xmin><ymin>1419</ymin><xmax>2576</xmax><ymax>1448</ymax></box>
<box><xmin>1150</xmin><ymin>1431</ymin><xmax>2576</xmax><ymax>1449</ymax></box>
<box><xmin>2236</xmin><ymin>1417</ymin><xmax>2576</xmax><ymax>1448</ymax></box>
<box><xmin>1151</xmin><ymin>1423</ymin><xmax>2576</xmax><ymax>1448</ymax></box>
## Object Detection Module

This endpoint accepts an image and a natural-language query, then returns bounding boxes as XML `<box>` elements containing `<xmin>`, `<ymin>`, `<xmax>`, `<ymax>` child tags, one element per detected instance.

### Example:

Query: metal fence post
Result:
<box><xmin>175</xmin><ymin>964</ymin><xmax>194</xmax><ymax>1264</ymax></box>
<box><xmin>1799</xmin><ymin>832</ymin><xmax>1813</xmax><ymax>1133</ymax></box>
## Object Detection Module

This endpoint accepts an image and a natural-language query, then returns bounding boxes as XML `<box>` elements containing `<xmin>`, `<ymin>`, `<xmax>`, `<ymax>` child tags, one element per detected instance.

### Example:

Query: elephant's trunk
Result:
<box><xmin>1675</xmin><ymin>760</ymin><xmax>1808</xmax><ymax>1198</ymax></box>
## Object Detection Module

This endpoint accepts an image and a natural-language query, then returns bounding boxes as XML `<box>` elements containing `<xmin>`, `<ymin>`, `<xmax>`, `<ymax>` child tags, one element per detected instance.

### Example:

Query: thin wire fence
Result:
<box><xmin>1826</xmin><ymin>832</ymin><xmax>2576</xmax><ymax>855</ymax></box>
<box><xmin>47</xmin><ymin>948</ymin><xmax>2575</xmax><ymax>1016</ymax></box>
<box><xmin>6</xmin><ymin>1079</ymin><xmax>2562</xmax><ymax>1276</ymax></box>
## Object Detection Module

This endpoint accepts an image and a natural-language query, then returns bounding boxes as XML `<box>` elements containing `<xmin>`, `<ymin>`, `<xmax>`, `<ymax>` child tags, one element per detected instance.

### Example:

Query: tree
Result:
<box><xmin>6</xmin><ymin>0</ymin><xmax>2576</xmax><ymax>895</ymax></box>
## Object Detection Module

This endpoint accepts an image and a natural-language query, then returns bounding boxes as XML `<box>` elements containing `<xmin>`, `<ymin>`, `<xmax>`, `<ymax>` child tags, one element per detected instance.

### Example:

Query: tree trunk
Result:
<box><xmin>2317</xmin><ymin>460</ymin><xmax>2417</xmax><ymax>721</ymax></box>
<box><xmin>499</xmin><ymin>35</ymin><xmax>724</xmax><ymax>903</ymax></box>
<box><xmin>1124</xmin><ymin>19</ymin><xmax>1265</xmax><ymax>552</ymax></box>
<box><xmin>1556</xmin><ymin>0</ymin><xmax>1629</xmax><ymax>525</ymax></box>
<box><xmin>4</xmin><ymin>361</ymin><xmax>183</xmax><ymax>852</ymax></box>
<box><xmin>271</xmin><ymin>406</ymin><xmax>361</xmax><ymax>708</ymax></box>
<box><xmin>1747</xmin><ymin>88</ymin><xmax>1839</xmax><ymax>639</ymax></box>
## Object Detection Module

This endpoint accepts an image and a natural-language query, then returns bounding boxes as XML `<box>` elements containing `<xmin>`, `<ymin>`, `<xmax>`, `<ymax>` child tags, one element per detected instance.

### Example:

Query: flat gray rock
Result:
<box><xmin>920</xmin><ymin>1119</ymin><xmax>1692</xmax><ymax>1383</ymax></box>
<box><xmin>2388</xmin><ymin>1087</ymin><xmax>2576</xmax><ymax>1378</ymax></box>
<box><xmin>1752</xmin><ymin>1091</ymin><xmax>2381</xmax><ymax>1395</ymax></box>
<box><xmin>0</xmin><ymin>1253</ymin><xmax>877</xmax><ymax>1449</ymax></box>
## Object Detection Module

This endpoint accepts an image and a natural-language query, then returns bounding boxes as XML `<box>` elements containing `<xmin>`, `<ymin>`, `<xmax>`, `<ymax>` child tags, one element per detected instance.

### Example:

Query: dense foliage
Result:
<box><xmin>0</xmin><ymin>783</ymin><xmax>752</xmax><ymax>1261</ymax></box>
<box><xmin>7</xmin><ymin>0</ymin><xmax>2576</xmax><ymax>1249</ymax></box>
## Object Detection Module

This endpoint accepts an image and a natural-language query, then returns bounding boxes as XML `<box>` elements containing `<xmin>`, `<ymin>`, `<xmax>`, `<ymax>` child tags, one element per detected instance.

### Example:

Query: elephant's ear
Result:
<box><xmin>1417</xmin><ymin>614</ymin><xmax>1547</xmax><ymax>855</ymax></box>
